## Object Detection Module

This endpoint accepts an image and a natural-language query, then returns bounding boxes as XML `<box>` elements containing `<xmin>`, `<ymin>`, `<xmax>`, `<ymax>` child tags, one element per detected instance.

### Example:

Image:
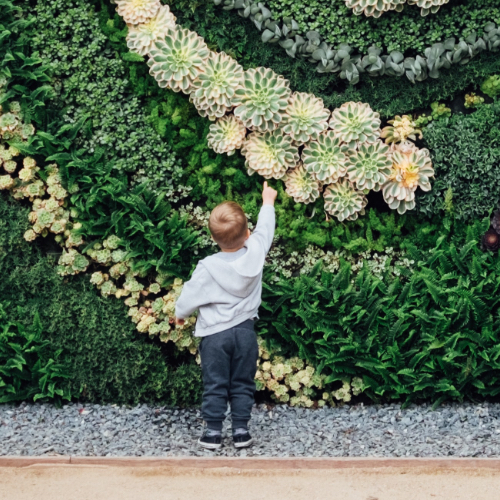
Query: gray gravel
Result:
<box><xmin>1</xmin><ymin>402</ymin><xmax>500</xmax><ymax>457</ymax></box>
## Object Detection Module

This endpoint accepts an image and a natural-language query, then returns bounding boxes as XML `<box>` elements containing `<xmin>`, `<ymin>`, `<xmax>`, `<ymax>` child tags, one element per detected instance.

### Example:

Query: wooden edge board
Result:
<box><xmin>0</xmin><ymin>456</ymin><xmax>500</xmax><ymax>469</ymax></box>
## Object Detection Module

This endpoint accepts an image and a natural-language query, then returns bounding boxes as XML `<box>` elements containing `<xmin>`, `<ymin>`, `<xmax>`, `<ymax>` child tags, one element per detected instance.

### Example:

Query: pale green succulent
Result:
<box><xmin>57</xmin><ymin>249</ymin><xmax>90</xmax><ymax>275</ymax></box>
<box><xmin>323</xmin><ymin>178</ymin><xmax>368</xmax><ymax>222</ymax></box>
<box><xmin>284</xmin><ymin>163</ymin><xmax>321</xmax><ymax>204</ymax></box>
<box><xmin>3</xmin><ymin>160</ymin><xmax>16</xmax><ymax>174</ymax></box>
<box><xmin>301</xmin><ymin>131</ymin><xmax>348</xmax><ymax>184</ymax></box>
<box><xmin>103</xmin><ymin>235</ymin><xmax>122</xmax><ymax>250</ymax></box>
<box><xmin>44</xmin><ymin>198</ymin><xmax>61</xmax><ymax>212</ymax></box>
<box><xmin>18</xmin><ymin>167</ymin><xmax>35</xmax><ymax>182</ymax></box>
<box><xmin>100</xmin><ymin>280</ymin><xmax>118</xmax><ymax>297</ymax></box>
<box><xmin>351</xmin><ymin>377</ymin><xmax>366</xmax><ymax>396</ymax></box>
<box><xmin>282</xmin><ymin>92</ymin><xmax>330</xmax><ymax>144</ymax></box>
<box><xmin>109</xmin><ymin>262</ymin><xmax>129</xmax><ymax>279</ymax></box>
<box><xmin>0</xmin><ymin>113</ymin><xmax>18</xmax><ymax>133</ymax></box>
<box><xmin>96</xmin><ymin>249</ymin><xmax>112</xmax><ymax>264</ymax></box>
<box><xmin>126</xmin><ymin>4</ymin><xmax>176</xmax><ymax>56</ymax></box>
<box><xmin>345</xmin><ymin>0</ymin><xmax>406</xmax><ymax>17</ymax></box>
<box><xmin>115</xmin><ymin>0</ymin><xmax>160</xmax><ymax>24</ymax></box>
<box><xmin>124</xmin><ymin>276</ymin><xmax>144</xmax><ymax>293</ymax></box>
<box><xmin>233</xmin><ymin>67</ymin><xmax>291</xmax><ymax>132</ymax></box>
<box><xmin>382</xmin><ymin>143</ymin><xmax>434</xmax><ymax>214</ymax></box>
<box><xmin>36</xmin><ymin>209</ymin><xmax>55</xmax><ymax>227</ymax></box>
<box><xmin>24</xmin><ymin>229</ymin><xmax>37</xmax><ymax>242</ymax></box>
<box><xmin>191</xmin><ymin>52</ymin><xmax>244</xmax><ymax>120</ymax></box>
<box><xmin>241</xmin><ymin>130</ymin><xmax>299</xmax><ymax>179</ymax></box>
<box><xmin>20</xmin><ymin>123</ymin><xmax>35</xmax><ymax>140</ymax></box>
<box><xmin>407</xmin><ymin>0</ymin><xmax>448</xmax><ymax>15</ymax></box>
<box><xmin>149</xmin><ymin>283</ymin><xmax>161</xmax><ymax>294</ymax></box>
<box><xmin>0</xmin><ymin>145</ymin><xmax>15</xmax><ymax>162</ymax></box>
<box><xmin>329</xmin><ymin>101</ymin><xmax>381</xmax><ymax>148</ymax></box>
<box><xmin>50</xmin><ymin>221</ymin><xmax>66</xmax><ymax>234</ymax></box>
<box><xmin>23</xmin><ymin>157</ymin><xmax>36</xmax><ymax>169</ymax></box>
<box><xmin>345</xmin><ymin>141</ymin><xmax>392</xmax><ymax>191</ymax></box>
<box><xmin>112</xmin><ymin>249</ymin><xmax>128</xmax><ymax>262</ymax></box>
<box><xmin>90</xmin><ymin>272</ymin><xmax>106</xmax><ymax>287</ymax></box>
<box><xmin>148</xmin><ymin>26</ymin><xmax>210</xmax><ymax>93</ymax></box>
<box><xmin>206</xmin><ymin>115</ymin><xmax>247</xmax><ymax>156</ymax></box>
<box><xmin>25</xmin><ymin>180</ymin><xmax>45</xmax><ymax>198</ymax></box>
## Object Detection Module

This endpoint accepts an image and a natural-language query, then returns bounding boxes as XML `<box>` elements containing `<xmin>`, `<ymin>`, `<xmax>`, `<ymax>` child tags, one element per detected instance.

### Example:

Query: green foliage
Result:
<box><xmin>0</xmin><ymin>303</ymin><xmax>75</xmax><ymax>403</ymax></box>
<box><xmin>261</xmin><ymin>216</ymin><xmax>500</xmax><ymax>405</ymax></box>
<box><xmin>267</xmin><ymin>0</ymin><xmax>500</xmax><ymax>54</ymax></box>
<box><xmin>481</xmin><ymin>75</ymin><xmax>500</xmax><ymax>97</ymax></box>
<box><xmin>418</xmin><ymin>101</ymin><xmax>500</xmax><ymax>219</ymax></box>
<box><xmin>173</xmin><ymin>0</ymin><xmax>500</xmax><ymax>117</ymax></box>
<box><xmin>0</xmin><ymin>193</ymin><xmax>202</xmax><ymax>405</ymax></box>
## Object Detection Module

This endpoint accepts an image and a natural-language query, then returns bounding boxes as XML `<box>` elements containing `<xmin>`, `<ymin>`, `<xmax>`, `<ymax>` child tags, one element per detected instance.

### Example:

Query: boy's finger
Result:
<box><xmin>263</xmin><ymin>181</ymin><xmax>268</xmax><ymax>189</ymax></box>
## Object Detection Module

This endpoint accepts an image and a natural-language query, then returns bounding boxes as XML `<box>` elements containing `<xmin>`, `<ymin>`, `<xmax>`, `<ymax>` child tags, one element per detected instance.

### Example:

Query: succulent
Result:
<box><xmin>407</xmin><ymin>0</ymin><xmax>449</xmax><ymax>16</ymax></box>
<box><xmin>345</xmin><ymin>141</ymin><xmax>392</xmax><ymax>191</ymax></box>
<box><xmin>281</xmin><ymin>92</ymin><xmax>330</xmax><ymax>144</ymax></box>
<box><xmin>345</xmin><ymin>0</ymin><xmax>406</xmax><ymax>18</ymax></box>
<box><xmin>191</xmin><ymin>52</ymin><xmax>244</xmax><ymax>120</ymax></box>
<box><xmin>207</xmin><ymin>115</ymin><xmax>246</xmax><ymax>156</ymax></box>
<box><xmin>0</xmin><ymin>175</ymin><xmax>14</xmax><ymax>190</ymax></box>
<box><xmin>241</xmin><ymin>130</ymin><xmax>299</xmax><ymax>179</ymax></box>
<box><xmin>464</xmin><ymin>93</ymin><xmax>485</xmax><ymax>109</ymax></box>
<box><xmin>482</xmin><ymin>229</ymin><xmax>500</xmax><ymax>252</ymax></box>
<box><xmin>126</xmin><ymin>5</ymin><xmax>176</xmax><ymax>56</ymax></box>
<box><xmin>382</xmin><ymin>143</ymin><xmax>434</xmax><ymax>214</ymax></box>
<box><xmin>301</xmin><ymin>131</ymin><xmax>348</xmax><ymax>184</ymax></box>
<box><xmin>148</xmin><ymin>26</ymin><xmax>210</xmax><ymax>93</ymax></box>
<box><xmin>232</xmin><ymin>67</ymin><xmax>291</xmax><ymax>132</ymax></box>
<box><xmin>381</xmin><ymin>115</ymin><xmax>422</xmax><ymax>144</ymax></box>
<box><xmin>57</xmin><ymin>249</ymin><xmax>90</xmax><ymax>275</ymax></box>
<box><xmin>285</xmin><ymin>164</ymin><xmax>321</xmax><ymax>204</ymax></box>
<box><xmin>329</xmin><ymin>102</ymin><xmax>381</xmax><ymax>148</ymax></box>
<box><xmin>481</xmin><ymin>75</ymin><xmax>500</xmax><ymax>98</ymax></box>
<box><xmin>323</xmin><ymin>178</ymin><xmax>368</xmax><ymax>222</ymax></box>
<box><xmin>115</xmin><ymin>0</ymin><xmax>160</xmax><ymax>25</ymax></box>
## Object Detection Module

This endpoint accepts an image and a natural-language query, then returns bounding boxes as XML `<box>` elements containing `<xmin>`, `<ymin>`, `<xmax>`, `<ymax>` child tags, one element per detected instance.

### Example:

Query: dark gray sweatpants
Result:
<box><xmin>199</xmin><ymin>319</ymin><xmax>259</xmax><ymax>432</ymax></box>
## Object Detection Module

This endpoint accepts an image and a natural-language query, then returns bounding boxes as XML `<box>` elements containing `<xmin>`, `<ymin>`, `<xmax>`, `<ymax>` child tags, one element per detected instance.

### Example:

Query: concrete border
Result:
<box><xmin>1</xmin><ymin>456</ymin><xmax>500</xmax><ymax>469</ymax></box>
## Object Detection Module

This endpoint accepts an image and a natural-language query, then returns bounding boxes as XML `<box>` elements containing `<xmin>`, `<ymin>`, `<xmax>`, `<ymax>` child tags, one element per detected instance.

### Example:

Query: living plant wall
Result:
<box><xmin>1</xmin><ymin>0</ymin><xmax>500</xmax><ymax>408</ymax></box>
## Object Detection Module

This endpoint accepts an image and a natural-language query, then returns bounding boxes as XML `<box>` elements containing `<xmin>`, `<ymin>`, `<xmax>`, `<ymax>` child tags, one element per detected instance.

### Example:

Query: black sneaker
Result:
<box><xmin>198</xmin><ymin>430</ymin><xmax>222</xmax><ymax>450</ymax></box>
<box><xmin>233</xmin><ymin>431</ymin><xmax>253</xmax><ymax>448</ymax></box>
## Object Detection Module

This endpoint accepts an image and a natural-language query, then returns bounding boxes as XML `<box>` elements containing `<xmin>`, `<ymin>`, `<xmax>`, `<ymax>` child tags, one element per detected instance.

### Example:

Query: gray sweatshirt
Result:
<box><xmin>175</xmin><ymin>205</ymin><xmax>275</xmax><ymax>337</ymax></box>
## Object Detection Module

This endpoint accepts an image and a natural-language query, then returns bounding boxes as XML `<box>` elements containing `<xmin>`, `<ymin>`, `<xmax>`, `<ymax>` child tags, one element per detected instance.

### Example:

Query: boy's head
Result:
<box><xmin>209</xmin><ymin>201</ymin><xmax>249</xmax><ymax>251</ymax></box>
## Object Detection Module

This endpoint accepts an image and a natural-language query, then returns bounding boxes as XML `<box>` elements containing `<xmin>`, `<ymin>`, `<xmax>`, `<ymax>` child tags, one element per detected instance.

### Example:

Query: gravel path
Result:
<box><xmin>1</xmin><ymin>402</ymin><xmax>500</xmax><ymax>457</ymax></box>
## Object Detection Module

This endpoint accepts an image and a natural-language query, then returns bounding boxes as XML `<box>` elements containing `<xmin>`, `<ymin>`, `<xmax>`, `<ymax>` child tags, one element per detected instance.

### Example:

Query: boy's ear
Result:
<box><xmin>246</xmin><ymin>229</ymin><xmax>251</xmax><ymax>239</ymax></box>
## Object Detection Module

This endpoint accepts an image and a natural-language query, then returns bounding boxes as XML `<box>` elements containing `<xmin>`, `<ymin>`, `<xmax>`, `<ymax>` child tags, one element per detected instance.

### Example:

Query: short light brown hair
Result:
<box><xmin>209</xmin><ymin>201</ymin><xmax>248</xmax><ymax>249</ymax></box>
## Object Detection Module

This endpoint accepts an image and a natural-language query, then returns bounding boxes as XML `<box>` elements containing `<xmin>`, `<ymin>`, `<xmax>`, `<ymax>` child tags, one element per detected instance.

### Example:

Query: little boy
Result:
<box><xmin>175</xmin><ymin>182</ymin><xmax>277</xmax><ymax>450</ymax></box>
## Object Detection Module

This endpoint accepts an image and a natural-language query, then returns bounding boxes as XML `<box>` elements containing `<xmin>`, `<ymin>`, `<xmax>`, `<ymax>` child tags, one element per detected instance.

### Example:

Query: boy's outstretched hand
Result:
<box><xmin>262</xmin><ymin>181</ymin><xmax>277</xmax><ymax>206</ymax></box>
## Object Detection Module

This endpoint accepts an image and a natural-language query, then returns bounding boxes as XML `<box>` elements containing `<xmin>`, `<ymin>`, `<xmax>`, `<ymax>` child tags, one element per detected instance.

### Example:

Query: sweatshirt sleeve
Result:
<box><xmin>175</xmin><ymin>264</ymin><xmax>211</xmax><ymax>319</ymax></box>
<box><xmin>249</xmin><ymin>205</ymin><xmax>276</xmax><ymax>255</ymax></box>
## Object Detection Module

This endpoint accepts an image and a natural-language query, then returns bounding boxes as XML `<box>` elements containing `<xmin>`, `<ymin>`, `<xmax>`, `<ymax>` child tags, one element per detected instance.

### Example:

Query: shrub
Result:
<box><xmin>418</xmin><ymin>102</ymin><xmax>500</xmax><ymax>219</ymax></box>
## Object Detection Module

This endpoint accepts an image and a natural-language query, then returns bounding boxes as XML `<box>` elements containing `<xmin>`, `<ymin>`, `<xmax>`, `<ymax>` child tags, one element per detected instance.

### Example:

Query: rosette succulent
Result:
<box><xmin>407</xmin><ymin>0</ymin><xmax>449</xmax><ymax>16</ymax></box>
<box><xmin>345</xmin><ymin>0</ymin><xmax>406</xmax><ymax>17</ymax></box>
<box><xmin>233</xmin><ymin>67</ymin><xmax>291</xmax><ymax>132</ymax></box>
<box><xmin>115</xmin><ymin>0</ymin><xmax>160</xmax><ymax>25</ymax></box>
<box><xmin>241</xmin><ymin>130</ymin><xmax>299</xmax><ymax>179</ymax></box>
<box><xmin>329</xmin><ymin>102</ymin><xmax>381</xmax><ymax>148</ymax></box>
<box><xmin>381</xmin><ymin>115</ymin><xmax>422</xmax><ymax>144</ymax></box>
<box><xmin>345</xmin><ymin>141</ymin><xmax>392</xmax><ymax>191</ymax></box>
<box><xmin>301</xmin><ymin>131</ymin><xmax>347</xmax><ymax>184</ymax></box>
<box><xmin>281</xmin><ymin>92</ymin><xmax>330</xmax><ymax>144</ymax></box>
<box><xmin>207</xmin><ymin>115</ymin><xmax>246</xmax><ymax>155</ymax></box>
<box><xmin>191</xmin><ymin>52</ymin><xmax>244</xmax><ymax>120</ymax></box>
<box><xmin>382</xmin><ymin>143</ymin><xmax>434</xmax><ymax>214</ymax></box>
<box><xmin>126</xmin><ymin>5</ymin><xmax>176</xmax><ymax>56</ymax></box>
<box><xmin>285</xmin><ymin>164</ymin><xmax>321</xmax><ymax>204</ymax></box>
<box><xmin>323</xmin><ymin>178</ymin><xmax>368</xmax><ymax>222</ymax></box>
<box><xmin>148</xmin><ymin>26</ymin><xmax>210</xmax><ymax>93</ymax></box>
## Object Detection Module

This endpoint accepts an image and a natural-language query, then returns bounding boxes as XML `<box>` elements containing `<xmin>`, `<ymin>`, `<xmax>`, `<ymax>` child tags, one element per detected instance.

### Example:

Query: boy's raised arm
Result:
<box><xmin>251</xmin><ymin>182</ymin><xmax>277</xmax><ymax>254</ymax></box>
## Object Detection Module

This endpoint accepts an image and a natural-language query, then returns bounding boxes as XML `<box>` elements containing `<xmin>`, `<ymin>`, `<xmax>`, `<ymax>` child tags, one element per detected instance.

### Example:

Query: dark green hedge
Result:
<box><xmin>0</xmin><ymin>194</ymin><xmax>202</xmax><ymax>405</ymax></box>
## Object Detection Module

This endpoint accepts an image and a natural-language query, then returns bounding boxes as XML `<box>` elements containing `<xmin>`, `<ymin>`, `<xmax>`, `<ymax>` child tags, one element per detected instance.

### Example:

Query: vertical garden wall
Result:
<box><xmin>1</xmin><ymin>0</ymin><xmax>500</xmax><ymax>408</ymax></box>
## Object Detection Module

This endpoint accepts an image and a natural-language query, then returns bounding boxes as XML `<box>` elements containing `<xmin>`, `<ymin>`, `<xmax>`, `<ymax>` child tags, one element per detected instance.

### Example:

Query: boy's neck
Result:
<box><xmin>221</xmin><ymin>245</ymin><xmax>245</xmax><ymax>253</ymax></box>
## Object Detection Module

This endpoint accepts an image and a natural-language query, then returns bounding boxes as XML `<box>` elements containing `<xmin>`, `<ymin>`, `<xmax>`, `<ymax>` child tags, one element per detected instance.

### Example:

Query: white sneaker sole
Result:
<box><xmin>197</xmin><ymin>438</ymin><xmax>222</xmax><ymax>450</ymax></box>
<box><xmin>234</xmin><ymin>438</ymin><xmax>254</xmax><ymax>449</ymax></box>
